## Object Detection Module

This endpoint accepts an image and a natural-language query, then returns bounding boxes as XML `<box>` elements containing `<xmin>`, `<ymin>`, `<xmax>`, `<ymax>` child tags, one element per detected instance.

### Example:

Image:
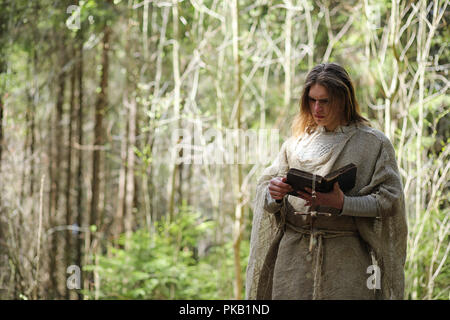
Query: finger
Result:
<box><xmin>304</xmin><ymin>187</ymin><xmax>322</xmax><ymax>196</ymax></box>
<box><xmin>269</xmin><ymin>188</ymin><xmax>283</xmax><ymax>196</ymax></box>
<box><xmin>270</xmin><ymin>183</ymin><xmax>292</xmax><ymax>193</ymax></box>
<box><xmin>274</xmin><ymin>179</ymin><xmax>293</xmax><ymax>190</ymax></box>
<box><xmin>296</xmin><ymin>191</ymin><xmax>312</xmax><ymax>201</ymax></box>
<box><xmin>281</xmin><ymin>177</ymin><xmax>294</xmax><ymax>191</ymax></box>
<box><xmin>270</xmin><ymin>186</ymin><xmax>286</xmax><ymax>195</ymax></box>
<box><xmin>278</xmin><ymin>177</ymin><xmax>289</xmax><ymax>185</ymax></box>
<box><xmin>334</xmin><ymin>181</ymin><xmax>341</xmax><ymax>191</ymax></box>
<box><xmin>269</xmin><ymin>185</ymin><xmax>289</xmax><ymax>194</ymax></box>
<box><xmin>297</xmin><ymin>190</ymin><xmax>311</xmax><ymax>198</ymax></box>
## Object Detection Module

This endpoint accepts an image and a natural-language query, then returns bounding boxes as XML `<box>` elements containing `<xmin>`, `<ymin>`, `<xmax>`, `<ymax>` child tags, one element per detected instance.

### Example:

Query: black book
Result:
<box><xmin>286</xmin><ymin>163</ymin><xmax>357</xmax><ymax>196</ymax></box>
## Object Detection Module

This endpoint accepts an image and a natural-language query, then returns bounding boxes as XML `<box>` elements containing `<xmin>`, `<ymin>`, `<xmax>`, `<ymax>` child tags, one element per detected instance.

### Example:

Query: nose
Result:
<box><xmin>313</xmin><ymin>101</ymin><xmax>323</xmax><ymax>112</ymax></box>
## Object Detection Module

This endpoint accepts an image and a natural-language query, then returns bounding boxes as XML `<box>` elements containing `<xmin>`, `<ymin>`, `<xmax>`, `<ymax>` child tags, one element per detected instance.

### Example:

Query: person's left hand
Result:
<box><xmin>296</xmin><ymin>181</ymin><xmax>344</xmax><ymax>210</ymax></box>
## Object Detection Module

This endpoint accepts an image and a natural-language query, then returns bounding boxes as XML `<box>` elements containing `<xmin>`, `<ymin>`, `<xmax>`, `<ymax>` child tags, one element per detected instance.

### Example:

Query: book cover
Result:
<box><xmin>286</xmin><ymin>163</ymin><xmax>357</xmax><ymax>196</ymax></box>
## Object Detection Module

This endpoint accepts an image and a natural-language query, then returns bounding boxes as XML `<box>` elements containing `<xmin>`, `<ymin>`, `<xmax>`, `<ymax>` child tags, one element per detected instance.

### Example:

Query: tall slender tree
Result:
<box><xmin>64</xmin><ymin>50</ymin><xmax>77</xmax><ymax>299</ymax></box>
<box><xmin>49</xmin><ymin>36</ymin><xmax>67</xmax><ymax>298</ymax></box>
<box><xmin>75</xmin><ymin>25</ymin><xmax>84</xmax><ymax>300</ymax></box>
<box><xmin>124</xmin><ymin>0</ymin><xmax>137</xmax><ymax>242</ymax></box>
<box><xmin>90</xmin><ymin>18</ymin><xmax>111</xmax><ymax>233</ymax></box>
<box><xmin>168</xmin><ymin>0</ymin><xmax>181</xmax><ymax>222</ymax></box>
<box><xmin>231</xmin><ymin>0</ymin><xmax>244</xmax><ymax>300</ymax></box>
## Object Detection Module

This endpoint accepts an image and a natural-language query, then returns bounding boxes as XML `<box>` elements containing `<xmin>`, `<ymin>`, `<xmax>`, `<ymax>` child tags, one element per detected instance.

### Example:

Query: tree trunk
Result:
<box><xmin>300</xmin><ymin>0</ymin><xmax>314</xmax><ymax>69</ymax></box>
<box><xmin>47</xmin><ymin>95</ymin><xmax>54</xmax><ymax>297</ymax></box>
<box><xmin>0</xmin><ymin>66</ymin><xmax>4</xmax><ymax>292</ymax></box>
<box><xmin>121</xmin><ymin>1</ymin><xmax>137</xmax><ymax>245</ymax></box>
<box><xmin>133</xmin><ymin>115</ymin><xmax>140</xmax><ymax>224</ymax></box>
<box><xmin>64</xmin><ymin>57</ymin><xmax>76</xmax><ymax>299</ymax></box>
<box><xmin>0</xmin><ymin>6</ymin><xmax>6</xmax><ymax>192</ymax></box>
<box><xmin>29</xmin><ymin>50</ymin><xmax>37</xmax><ymax>197</ymax></box>
<box><xmin>20</xmin><ymin>86</ymin><xmax>31</xmax><ymax>206</ymax></box>
<box><xmin>0</xmin><ymin>90</ymin><xmax>2</xmax><ymax>179</ymax></box>
<box><xmin>75</xmin><ymin>29</ymin><xmax>84</xmax><ymax>300</ymax></box>
<box><xmin>168</xmin><ymin>0</ymin><xmax>181</xmax><ymax>221</ymax></box>
<box><xmin>124</xmin><ymin>96</ymin><xmax>136</xmax><ymax>241</ymax></box>
<box><xmin>49</xmin><ymin>42</ymin><xmax>67</xmax><ymax>298</ymax></box>
<box><xmin>231</xmin><ymin>0</ymin><xmax>244</xmax><ymax>300</ymax></box>
<box><xmin>274</xmin><ymin>2</ymin><xmax>294</xmax><ymax>129</ymax></box>
<box><xmin>90</xmin><ymin>25</ymin><xmax>111</xmax><ymax>232</ymax></box>
<box><xmin>0</xmin><ymin>89</ymin><xmax>3</xmax><ymax>177</ymax></box>
<box><xmin>115</xmin><ymin>111</ymin><xmax>128</xmax><ymax>239</ymax></box>
<box><xmin>151</xmin><ymin>7</ymin><xmax>170</xmax><ymax>223</ymax></box>
<box><xmin>284</xmin><ymin>1</ymin><xmax>292</xmax><ymax>112</ymax></box>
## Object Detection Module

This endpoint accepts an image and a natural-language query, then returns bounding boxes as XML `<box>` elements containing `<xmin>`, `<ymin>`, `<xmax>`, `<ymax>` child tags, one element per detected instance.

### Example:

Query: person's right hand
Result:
<box><xmin>268</xmin><ymin>177</ymin><xmax>293</xmax><ymax>200</ymax></box>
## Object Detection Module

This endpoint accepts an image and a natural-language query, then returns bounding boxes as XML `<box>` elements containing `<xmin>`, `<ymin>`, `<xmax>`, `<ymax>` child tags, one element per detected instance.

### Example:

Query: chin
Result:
<box><xmin>314</xmin><ymin>119</ymin><xmax>325</xmax><ymax>125</ymax></box>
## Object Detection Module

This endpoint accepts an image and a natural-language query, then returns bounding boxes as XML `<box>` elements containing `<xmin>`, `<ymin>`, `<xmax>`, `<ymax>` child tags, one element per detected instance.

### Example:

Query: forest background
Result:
<box><xmin>0</xmin><ymin>0</ymin><xmax>448</xmax><ymax>300</ymax></box>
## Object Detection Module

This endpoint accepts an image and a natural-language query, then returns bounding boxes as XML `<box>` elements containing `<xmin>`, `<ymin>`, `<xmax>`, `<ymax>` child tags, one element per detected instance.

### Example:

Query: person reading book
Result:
<box><xmin>246</xmin><ymin>63</ymin><xmax>407</xmax><ymax>300</ymax></box>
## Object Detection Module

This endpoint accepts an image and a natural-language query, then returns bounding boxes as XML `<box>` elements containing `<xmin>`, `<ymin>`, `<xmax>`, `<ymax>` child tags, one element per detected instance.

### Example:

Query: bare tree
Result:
<box><xmin>231</xmin><ymin>0</ymin><xmax>244</xmax><ymax>300</ymax></box>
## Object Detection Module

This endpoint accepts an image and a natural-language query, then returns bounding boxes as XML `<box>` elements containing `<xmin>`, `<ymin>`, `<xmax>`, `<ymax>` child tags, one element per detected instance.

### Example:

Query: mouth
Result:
<box><xmin>314</xmin><ymin>115</ymin><xmax>325</xmax><ymax>120</ymax></box>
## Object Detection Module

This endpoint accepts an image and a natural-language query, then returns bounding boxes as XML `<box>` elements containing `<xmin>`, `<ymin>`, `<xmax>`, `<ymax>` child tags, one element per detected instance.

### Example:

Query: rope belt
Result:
<box><xmin>285</xmin><ymin>221</ymin><xmax>359</xmax><ymax>300</ymax></box>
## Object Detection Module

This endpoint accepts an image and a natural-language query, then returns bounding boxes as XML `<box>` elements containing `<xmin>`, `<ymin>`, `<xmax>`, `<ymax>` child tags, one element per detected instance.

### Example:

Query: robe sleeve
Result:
<box><xmin>341</xmin><ymin>195</ymin><xmax>378</xmax><ymax>217</ymax></box>
<box><xmin>341</xmin><ymin>137</ymin><xmax>403</xmax><ymax>218</ymax></box>
<box><xmin>260</xmin><ymin>138</ymin><xmax>291</xmax><ymax>214</ymax></box>
<box><xmin>246</xmin><ymin>137</ymin><xmax>291</xmax><ymax>299</ymax></box>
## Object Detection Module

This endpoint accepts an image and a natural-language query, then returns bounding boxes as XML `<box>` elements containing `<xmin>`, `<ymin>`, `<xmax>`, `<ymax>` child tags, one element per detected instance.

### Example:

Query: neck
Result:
<box><xmin>324</xmin><ymin>124</ymin><xmax>338</xmax><ymax>132</ymax></box>
<box><xmin>325</xmin><ymin>120</ymin><xmax>349</xmax><ymax>132</ymax></box>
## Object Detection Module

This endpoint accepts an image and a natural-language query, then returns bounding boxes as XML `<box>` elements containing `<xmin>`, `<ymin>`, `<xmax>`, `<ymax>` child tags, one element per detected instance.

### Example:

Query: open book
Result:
<box><xmin>286</xmin><ymin>163</ymin><xmax>357</xmax><ymax>196</ymax></box>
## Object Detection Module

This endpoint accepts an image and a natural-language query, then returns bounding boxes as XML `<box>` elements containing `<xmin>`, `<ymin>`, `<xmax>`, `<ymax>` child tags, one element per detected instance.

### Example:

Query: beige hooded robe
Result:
<box><xmin>246</xmin><ymin>123</ymin><xmax>408</xmax><ymax>300</ymax></box>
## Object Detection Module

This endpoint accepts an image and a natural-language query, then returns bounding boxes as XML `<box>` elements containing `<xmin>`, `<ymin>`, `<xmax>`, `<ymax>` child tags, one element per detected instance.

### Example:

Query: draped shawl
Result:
<box><xmin>246</xmin><ymin>123</ymin><xmax>408</xmax><ymax>300</ymax></box>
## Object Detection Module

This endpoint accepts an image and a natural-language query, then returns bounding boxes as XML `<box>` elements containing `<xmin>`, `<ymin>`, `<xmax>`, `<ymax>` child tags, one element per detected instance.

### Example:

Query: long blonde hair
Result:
<box><xmin>291</xmin><ymin>63</ymin><xmax>369</xmax><ymax>137</ymax></box>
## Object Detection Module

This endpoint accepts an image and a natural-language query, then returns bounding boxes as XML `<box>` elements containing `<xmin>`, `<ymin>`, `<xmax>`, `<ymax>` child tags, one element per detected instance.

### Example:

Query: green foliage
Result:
<box><xmin>83</xmin><ymin>204</ymin><xmax>249</xmax><ymax>299</ymax></box>
<box><xmin>405</xmin><ymin>207</ymin><xmax>450</xmax><ymax>300</ymax></box>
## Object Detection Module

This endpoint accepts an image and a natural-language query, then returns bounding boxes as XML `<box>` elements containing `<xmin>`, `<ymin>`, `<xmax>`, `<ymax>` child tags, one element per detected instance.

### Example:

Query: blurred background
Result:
<box><xmin>0</xmin><ymin>0</ymin><xmax>448</xmax><ymax>300</ymax></box>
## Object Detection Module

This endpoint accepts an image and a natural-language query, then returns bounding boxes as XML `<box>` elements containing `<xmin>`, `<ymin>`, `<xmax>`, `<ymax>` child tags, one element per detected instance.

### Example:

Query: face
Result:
<box><xmin>308</xmin><ymin>83</ymin><xmax>343</xmax><ymax>131</ymax></box>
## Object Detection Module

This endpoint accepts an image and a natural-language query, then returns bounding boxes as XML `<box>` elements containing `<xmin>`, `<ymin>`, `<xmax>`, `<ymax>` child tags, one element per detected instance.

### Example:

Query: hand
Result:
<box><xmin>268</xmin><ymin>177</ymin><xmax>293</xmax><ymax>200</ymax></box>
<box><xmin>296</xmin><ymin>182</ymin><xmax>344</xmax><ymax>210</ymax></box>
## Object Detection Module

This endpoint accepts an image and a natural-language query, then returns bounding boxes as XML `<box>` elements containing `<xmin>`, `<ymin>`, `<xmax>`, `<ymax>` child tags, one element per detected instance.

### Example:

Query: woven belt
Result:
<box><xmin>285</xmin><ymin>221</ymin><xmax>358</xmax><ymax>299</ymax></box>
